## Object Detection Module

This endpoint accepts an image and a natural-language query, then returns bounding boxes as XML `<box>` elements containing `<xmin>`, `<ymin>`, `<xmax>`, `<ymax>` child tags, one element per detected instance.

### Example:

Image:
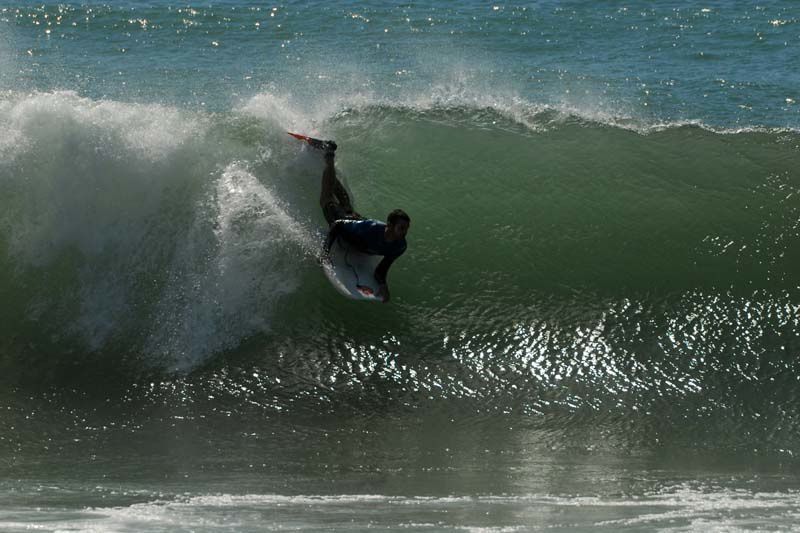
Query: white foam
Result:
<box><xmin>0</xmin><ymin>92</ymin><xmax>212</xmax><ymax>353</ymax></box>
<box><xmin>1</xmin><ymin>90</ymin><xmax>200</xmax><ymax>162</ymax></box>
<box><xmin>237</xmin><ymin>91</ymin><xmax>309</xmax><ymax>134</ymax></box>
<box><xmin>1</xmin><ymin>91</ymin><xmax>204</xmax><ymax>264</ymax></box>
<box><xmin>145</xmin><ymin>163</ymin><xmax>317</xmax><ymax>372</ymax></box>
<box><xmin>7</xmin><ymin>488</ymin><xmax>799</xmax><ymax>532</ymax></box>
<box><xmin>0</xmin><ymin>91</ymin><xmax>318</xmax><ymax>367</ymax></box>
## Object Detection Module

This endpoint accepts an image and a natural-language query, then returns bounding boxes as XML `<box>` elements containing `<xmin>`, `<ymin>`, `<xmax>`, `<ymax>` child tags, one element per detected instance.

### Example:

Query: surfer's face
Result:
<box><xmin>386</xmin><ymin>220</ymin><xmax>409</xmax><ymax>241</ymax></box>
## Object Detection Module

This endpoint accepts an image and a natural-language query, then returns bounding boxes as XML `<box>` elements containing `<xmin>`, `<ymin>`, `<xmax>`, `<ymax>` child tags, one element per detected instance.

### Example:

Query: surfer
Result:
<box><xmin>319</xmin><ymin>143</ymin><xmax>409</xmax><ymax>303</ymax></box>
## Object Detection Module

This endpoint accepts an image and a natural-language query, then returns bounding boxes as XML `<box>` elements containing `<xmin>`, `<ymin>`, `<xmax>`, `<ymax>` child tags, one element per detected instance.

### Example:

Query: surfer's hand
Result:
<box><xmin>378</xmin><ymin>283</ymin><xmax>390</xmax><ymax>303</ymax></box>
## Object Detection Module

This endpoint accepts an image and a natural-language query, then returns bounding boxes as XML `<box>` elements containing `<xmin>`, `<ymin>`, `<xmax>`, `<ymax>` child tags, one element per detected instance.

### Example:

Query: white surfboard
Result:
<box><xmin>322</xmin><ymin>237</ymin><xmax>382</xmax><ymax>301</ymax></box>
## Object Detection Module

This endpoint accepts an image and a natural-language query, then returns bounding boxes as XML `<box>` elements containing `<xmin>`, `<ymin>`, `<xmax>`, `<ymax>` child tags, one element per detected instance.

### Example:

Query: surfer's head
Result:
<box><xmin>386</xmin><ymin>209</ymin><xmax>410</xmax><ymax>240</ymax></box>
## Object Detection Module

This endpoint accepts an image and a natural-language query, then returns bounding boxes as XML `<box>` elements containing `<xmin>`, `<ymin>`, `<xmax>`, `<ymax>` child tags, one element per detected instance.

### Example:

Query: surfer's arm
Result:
<box><xmin>374</xmin><ymin>255</ymin><xmax>397</xmax><ymax>285</ymax></box>
<box><xmin>324</xmin><ymin>221</ymin><xmax>343</xmax><ymax>254</ymax></box>
<box><xmin>374</xmin><ymin>255</ymin><xmax>398</xmax><ymax>302</ymax></box>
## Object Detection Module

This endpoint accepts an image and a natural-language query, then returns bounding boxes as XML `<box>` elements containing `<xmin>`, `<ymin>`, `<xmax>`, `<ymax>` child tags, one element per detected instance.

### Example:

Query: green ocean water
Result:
<box><xmin>1</xmin><ymin>2</ymin><xmax>800</xmax><ymax>531</ymax></box>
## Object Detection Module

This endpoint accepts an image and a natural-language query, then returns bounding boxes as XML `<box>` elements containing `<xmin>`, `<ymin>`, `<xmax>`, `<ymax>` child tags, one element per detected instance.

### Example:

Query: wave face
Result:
<box><xmin>1</xmin><ymin>89</ymin><xmax>798</xmax><ymax>445</ymax></box>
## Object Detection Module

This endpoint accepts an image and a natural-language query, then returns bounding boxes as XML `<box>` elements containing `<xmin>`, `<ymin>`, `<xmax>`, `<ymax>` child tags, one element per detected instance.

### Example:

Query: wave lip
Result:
<box><xmin>237</xmin><ymin>84</ymin><xmax>800</xmax><ymax>139</ymax></box>
<box><xmin>0</xmin><ymin>90</ymin><xmax>200</xmax><ymax>163</ymax></box>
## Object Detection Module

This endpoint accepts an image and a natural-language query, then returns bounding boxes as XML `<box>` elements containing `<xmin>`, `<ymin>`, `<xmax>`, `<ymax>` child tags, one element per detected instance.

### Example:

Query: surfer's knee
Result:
<box><xmin>321</xmin><ymin>201</ymin><xmax>344</xmax><ymax>225</ymax></box>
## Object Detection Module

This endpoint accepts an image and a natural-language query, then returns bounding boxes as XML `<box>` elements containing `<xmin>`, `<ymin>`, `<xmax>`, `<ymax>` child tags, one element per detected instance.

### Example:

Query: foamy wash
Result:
<box><xmin>1</xmin><ymin>2</ymin><xmax>800</xmax><ymax>531</ymax></box>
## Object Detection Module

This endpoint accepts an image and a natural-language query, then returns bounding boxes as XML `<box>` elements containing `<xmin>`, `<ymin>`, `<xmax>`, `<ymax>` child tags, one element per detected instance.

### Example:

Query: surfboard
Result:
<box><xmin>322</xmin><ymin>236</ymin><xmax>383</xmax><ymax>302</ymax></box>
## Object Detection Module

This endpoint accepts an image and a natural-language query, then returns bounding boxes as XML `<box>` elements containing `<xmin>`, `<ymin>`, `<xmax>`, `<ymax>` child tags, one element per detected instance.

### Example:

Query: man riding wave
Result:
<box><xmin>317</xmin><ymin>141</ymin><xmax>410</xmax><ymax>303</ymax></box>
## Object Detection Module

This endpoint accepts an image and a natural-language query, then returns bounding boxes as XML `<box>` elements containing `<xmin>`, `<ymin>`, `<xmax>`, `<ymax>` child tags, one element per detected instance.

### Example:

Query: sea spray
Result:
<box><xmin>144</xmin><ymin>162</ymin><xmax>318</xmax><ymax>372</ymax></box>
<box><xmin>0</xmin><ymin>91</ymin><xmax>320</xmax><ymax>373</ymax></box>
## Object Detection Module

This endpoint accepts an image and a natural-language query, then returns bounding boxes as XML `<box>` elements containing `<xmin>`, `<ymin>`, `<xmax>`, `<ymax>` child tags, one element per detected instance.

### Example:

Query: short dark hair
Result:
<box><xmin>387</xmin><ymin>209</ymin><xmax>410</xmax><ymax>226</ymax></box>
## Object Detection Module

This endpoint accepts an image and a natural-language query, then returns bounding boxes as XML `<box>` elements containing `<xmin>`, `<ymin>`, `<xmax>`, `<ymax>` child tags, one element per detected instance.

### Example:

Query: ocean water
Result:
<box><xmin>1</xmin><ymin>1</ymin><xmax>799</xmax><ymax>531</ymax></box>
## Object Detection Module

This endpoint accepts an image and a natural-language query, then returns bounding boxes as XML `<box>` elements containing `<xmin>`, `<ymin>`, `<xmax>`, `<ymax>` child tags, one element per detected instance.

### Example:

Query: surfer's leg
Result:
<box><xmin>320</xmin><ymin>152</ymin><xmax>357</xmax><ymax>224</ymax></box>
<box><xmin>319</xmin><ymin>152</ymin><xmax>338</xmax><ymax>210</ymax></box>
<box><xmin>320</xmin><ymin>152</ymin><xmax>349</xmax><ymax>224</ymax></box>
<box><xmin>333</xmin><ymin>181</ymin><xmax>354</xmax><ymax>213</ymax></box>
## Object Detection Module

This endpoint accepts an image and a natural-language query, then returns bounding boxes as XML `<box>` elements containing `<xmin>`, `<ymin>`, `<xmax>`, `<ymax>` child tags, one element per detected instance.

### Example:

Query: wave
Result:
<box><xmin>1</xmin><ymin>89</ymin><xmax>798</xmax><ymax>380</ymax></box>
